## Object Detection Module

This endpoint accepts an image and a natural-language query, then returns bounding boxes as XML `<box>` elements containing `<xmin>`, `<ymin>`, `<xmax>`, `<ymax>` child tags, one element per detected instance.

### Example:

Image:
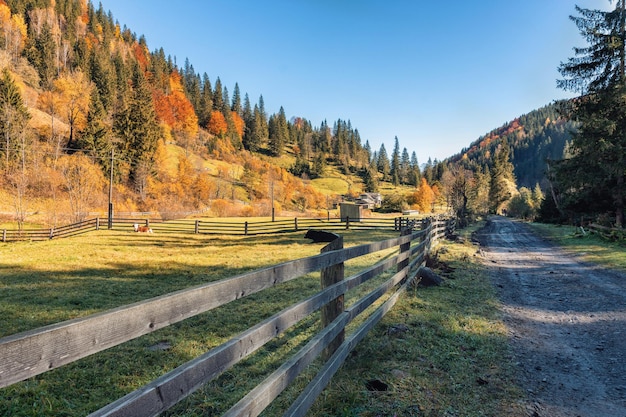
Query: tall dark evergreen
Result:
<box><xmin>25</xmin><ymin>23</ymin><xmax>57</xmax><ymax>87</ymax></box>
<box><xmin>377</xmin><ymin>143</ymin><xmax>390</xmax><ymax>181</ymax></box>
<box><xmin>114</xmin><ymin>64</ymin><xmax>160</xmax><ymax>196</ymax></box>
<box><xmin>0</xmin><ymin>69</ymin><xmax>31</xmax><ymax>172</ymax></box>
<box><xmin>231</xmin><ymin>83</ymin><xmax>242</xmax><ymax>115</ymax></box>
<box><xmin>554</xmin><ymin>0</ymin><xmax>626</xmax><ymax>227</ymax></box>
<box><xmin>268</xmin><ymin>106</ymin><xmax>288</xmax><ymax>156</ymax></box>
<box><xmin>77</xmin><ymin>89</ymin><xmax>111</xmax><ymax>176</ymax></box>
<box><xmin>390</xmin><ymin>136</ymin><xmax>400</xmax><ymax>186</ymax></box>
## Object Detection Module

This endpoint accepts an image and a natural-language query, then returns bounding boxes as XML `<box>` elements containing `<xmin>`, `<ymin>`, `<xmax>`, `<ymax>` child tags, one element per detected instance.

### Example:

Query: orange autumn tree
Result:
<box><xmin>153</xmin><ymin>71</ymin><xmax>198</xmax><ymax>140</ymax></box>
<box><xmin>207</xmin><ymin>111</ymin><xmax>228</xmax><ymax>137</ymax></box>
<box><xmin>410</xmin><ymin>178</ymin><xmax>435</xmax><ymax>213</ymax></box>
<box><xmin>231</xmin><ymin>111</ymin><xmax>244</xmax><ymax>138</ymax></box>
<box><xmin>168</xmin><ymin>71</ymin><xmax>198</xmax><ymax>138</ymax></box>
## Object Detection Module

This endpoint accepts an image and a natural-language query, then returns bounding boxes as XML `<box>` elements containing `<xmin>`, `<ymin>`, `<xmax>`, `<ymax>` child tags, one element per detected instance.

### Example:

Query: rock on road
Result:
<box><xmin>475</xmin><ymin>216</ymin><xmax>626</xmax><ymax>417</ymax></box>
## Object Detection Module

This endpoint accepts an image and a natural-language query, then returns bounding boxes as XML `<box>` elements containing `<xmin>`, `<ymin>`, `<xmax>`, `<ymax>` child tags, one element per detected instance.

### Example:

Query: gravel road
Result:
<box><xmin>474</xmin><ymin>216</ymin><xmax>626</xmax><ymax>417</ymax></box>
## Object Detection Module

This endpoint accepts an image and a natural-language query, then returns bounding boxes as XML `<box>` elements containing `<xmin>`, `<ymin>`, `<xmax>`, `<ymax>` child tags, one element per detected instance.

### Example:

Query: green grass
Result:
<box><xmin>0</xmin><ymin>227</ymin><xmax>398</xmax><ymax>416</ymax></box>
<box><xmin>528</xmin><ymin>222</ymin><xmax>626</xmax><ymax>272</ymax></box>
<box><xmin>0</xmin><ymin>224</ymin><xmax>524</xmax><ymax>416</ymax></box>
<box><xmin>297</xmin><ymin>223</ymin><xmax>525</xmax><ymax>417</ymax></box>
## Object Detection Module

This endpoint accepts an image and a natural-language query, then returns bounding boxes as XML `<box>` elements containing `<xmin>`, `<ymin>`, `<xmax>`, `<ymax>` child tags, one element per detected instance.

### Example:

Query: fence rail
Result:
<box><xmin>0</xmin><ymin>217</ymin><xmax>453</xmax><ymax>417</ymax></box>
<box><xmin>1</xmin><ymin>216</ymin><xmax>419</xmax><ymax>242</ymax></box>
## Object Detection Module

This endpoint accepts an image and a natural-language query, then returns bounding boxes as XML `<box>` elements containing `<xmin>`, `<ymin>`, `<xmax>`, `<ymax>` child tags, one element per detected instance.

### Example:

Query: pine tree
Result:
<box><xmin>268</xmin><ymin>106</ymin><xmax>288</xmax><ymax>156</ymax></box>
<box><xmin>77</xmin><ymin>89</ymin><xmax>111</xmax><ymax>177</ymax></box>
<box><xmin>400</xmin><ymin>147</ymin><xmax>410</xmax><ymax>184</ymax></box>
<box><xmin>231</xmin><ymin>82</ymin><xmax>242</xmax><ymax>115</ymax></box>
<box><xmin>377</xmin><ymin>143</ymin><xmax>390</xmax><ymax>181</ymax></box>
<box><xmin>389</xmin><ymin>136</ymin><xmax>401</xmax><ymax>186</ymax></box>
<box><xmin>198</xmin><ymin>73</ymin><xmax>212</xmax><ymax>126</ymax></box>
<box><xmin>114</xmin><ymin>64</ymin><xmax>160</xmax><ymax>196</ymax></box>
<box><xmin>212</xmin><ymin>77</ymin><xmax>223</xmax><ymax>111</ymax></box>
<box><xmin>489</xmin><ymin>140</ymin><xmax>516</xmax><ymax>214</ymax></box>
<box><xmin>555</xmin><ymin>1</ymin><xmax>626</xmax><ymax>226</ymax></box>
<box><xmin>408</xmin><ymin>151</ymin><xmax>421</xmax><ymax>186</ymax></box>
<box><xmin>0</xmin><ymin>68</ymin><xmax>30</xmax><ymax>173</ymax></box>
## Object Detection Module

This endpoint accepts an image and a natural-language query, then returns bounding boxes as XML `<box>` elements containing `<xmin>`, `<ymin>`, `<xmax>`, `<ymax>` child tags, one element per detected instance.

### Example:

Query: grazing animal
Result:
<box><xmin>133</xmin><ymin>223</ymin><xmax>153</xmax><ymax>233</ymax></box>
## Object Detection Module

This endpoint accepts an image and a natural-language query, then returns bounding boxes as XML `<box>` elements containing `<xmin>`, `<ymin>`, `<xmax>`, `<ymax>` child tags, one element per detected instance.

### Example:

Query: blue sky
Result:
<box><xmin>101</xmin><ymin>0</ymin><xmax>609</xmax><ymax>164</ymax></box>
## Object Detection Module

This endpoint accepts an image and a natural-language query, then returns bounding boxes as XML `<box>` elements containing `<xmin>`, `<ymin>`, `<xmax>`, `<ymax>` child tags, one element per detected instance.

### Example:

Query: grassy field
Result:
<box><xmin>0</xmin><ymin>224</ymin><xmax>524</xmax><ymax>416</ymax></box>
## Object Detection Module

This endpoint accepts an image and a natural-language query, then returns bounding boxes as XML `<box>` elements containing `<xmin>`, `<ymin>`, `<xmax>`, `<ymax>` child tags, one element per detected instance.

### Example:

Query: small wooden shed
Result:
<box><xmin>339</xmin><ymin>202</ymin><xmax>362</xmax><ymax>222</ymax></box>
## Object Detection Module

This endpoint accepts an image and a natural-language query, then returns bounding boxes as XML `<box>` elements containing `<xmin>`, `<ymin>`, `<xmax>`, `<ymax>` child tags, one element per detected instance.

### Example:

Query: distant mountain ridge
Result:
<box><xmin>450</xmin><ymin>101</ymin><xmax>575</xmax><ymax>188</ymax></box>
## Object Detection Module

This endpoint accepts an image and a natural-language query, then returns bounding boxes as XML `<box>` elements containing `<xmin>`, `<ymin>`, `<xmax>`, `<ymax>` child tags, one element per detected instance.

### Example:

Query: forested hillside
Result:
<box><xmin>449</xmin><ymin>102</ymin><xmax>575</xmax><ymax>189</ymax></box>
<box><xmin>7</xmin><ymin>0</ymin><xmax>608</xmax><ymax>231</ymax></box>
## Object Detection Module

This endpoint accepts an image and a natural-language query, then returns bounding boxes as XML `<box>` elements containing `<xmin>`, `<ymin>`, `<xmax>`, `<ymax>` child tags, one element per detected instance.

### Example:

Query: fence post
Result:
<box><xmin>320</xmin><ymin>235</ymin><xmax>344</xmax><ymax>360</ymax></box>
<box><xmin>397</xmin><ymin>227</ymin><xmax>412</xmax><ymax>279</ymax></box>
<box><xmin>294</xmin><ymin>217</ymin><xmax>298</xmax><ymax>231</ymax></box>
<box><xmin>345</xmin><ymin>216</ymin><xmax>350</xmax><ymax>230</ymax></box>
<box><xmin>2</xmin><ymin>229</ymin><xmax>5</xmax><ymax>242</ymax></box>
<box><xmin>49</xmin><ymin>228</ymin><xmax>54</xmax><ymax>239</ymax></box>
<box><xmin>244</xmin><ymin>221</ymin><xmax>248</xmax><ymax>236</ymax></box>
<box><xmin>195</xmin><ymin>220</ymin><xmax>199</xmax><ymax>234</ymax></box>
<box><xmin>145</xmin><ymin>219</ymin><xmax>150</xmax><ymax>227</ymax></box>
<box><xmin>96</xmin><ymin>217</ymin><xmax>100</xmax><ymax>231</ymax></box>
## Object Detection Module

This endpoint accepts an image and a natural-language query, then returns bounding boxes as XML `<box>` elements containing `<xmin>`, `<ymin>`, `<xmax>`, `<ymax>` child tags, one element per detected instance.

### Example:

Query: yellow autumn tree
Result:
<box><xmin>410</xmin><ymin>178</ymin><xmax>435</xmax><ymax>213</ymax></box>
<box><xmin>207</xmin><ymin>111</ymin><xmax>228</xmax><ymax>137</ymax></box>
<box><xmin>0</xmin><ymin>5</ymin><xmax>27</xmax><ymax>59</ymax></box>
<box><xmin>53</xmin><ymin>70</ymin><xmax>93</xmax><ymax>148</ymax></box>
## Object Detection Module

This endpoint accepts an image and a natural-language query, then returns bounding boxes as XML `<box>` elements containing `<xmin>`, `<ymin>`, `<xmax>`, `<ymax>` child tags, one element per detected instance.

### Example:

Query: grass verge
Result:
<box><xmin>528</xmin><ymin>222</ymin><xmax>626</xmax><ymax>272</ymax></box>
<box><xmin>299</xmin><ymin>223</ymin><xmax>525</xmax><ymax>417</ymax></box>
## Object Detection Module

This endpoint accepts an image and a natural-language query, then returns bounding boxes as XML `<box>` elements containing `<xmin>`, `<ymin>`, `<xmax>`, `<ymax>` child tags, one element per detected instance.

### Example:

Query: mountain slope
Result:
<box><xmin>451</xmin><ymin>102</ymin><xmax>575</xmax><ymax>188</ymax></box>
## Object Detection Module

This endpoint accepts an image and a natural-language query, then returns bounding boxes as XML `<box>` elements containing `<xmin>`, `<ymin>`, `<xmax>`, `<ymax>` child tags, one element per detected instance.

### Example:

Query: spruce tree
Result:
<box><xmin>390</xmin><ymin>137</ymin><xmax>400</xmax><ymax>186</ymax></box>
<box><xmin>114</xmin><ymin>64</ymin><xmax>160</xmax><ymax>195</ymax></box>
<box><xmin>0</xmin><ymin>69</ymin><xmax>30</xmax><ymax>173</ymax></box>
<box><xmin>489</xmin><ymin>140</ymin><xmax>516</xmax><ymax>214</ymax></box>
<box><xmin>555</xmin><ymin>0</ymin><xmax>626</xmax><ymax>226</ymax></box>
<box><xmin>377</xmin><ymin>143</ymin><xmax>390</xmax><ymax>181</ymax></box>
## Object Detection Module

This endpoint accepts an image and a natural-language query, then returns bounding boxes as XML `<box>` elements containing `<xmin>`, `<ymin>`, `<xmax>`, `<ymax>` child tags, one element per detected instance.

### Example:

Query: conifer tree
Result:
<box><xmin>212</xmin><ymin>77</ymin><xmax>223</xmax><ymax>111</ymax></box>
<box><xmin>198</xmin><ymin>73</ymin><xmax>213</xmax><ymax>126</ymax></box>
<box><xmin>77</xmin><ymin>89</ymin><xmax>111</xmax><ymax>176</ymax></box>
<box><xmin>114</xmin><ymin>64</ymin><xmax>160</xmax><ymax>196</ymax></box>
<box><xmin>377</xmin><ymin>143</ymin><xmax>390</xmax><ymax>181</ymax></box>
<box><xmin>0</xmin><ymin>68</ymin><xmax>30</xmax><ymax>173</ymax></box>
<box><xmin>268</xmin><ymin>106</ymin><xmax>288</xmax><ymax>156</ymax></box>
<box><xmin>390</xmin><ymin>136</ymin><xmax>401</xmax><ymax>186</ymax></box>
<box><xmin>489</xmin><ymin>140</ymin><xmax>516</xmax><ymax>213</ymax></box>
<box><xmin>231</xmin><ymin>82</ymin><xmax>242</xmax><ymax>115</ymax></box>
<box><xmin>555</xmin><ymin>0</ymin><xmax>626</xmax><ymax>226</ymax></box>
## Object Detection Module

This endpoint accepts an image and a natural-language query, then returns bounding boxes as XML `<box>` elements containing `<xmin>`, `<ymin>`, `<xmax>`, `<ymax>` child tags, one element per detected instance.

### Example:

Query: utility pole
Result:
<box><xmin>108</xmin><ymin>147</ymin><xmax>114</xmax><ymax>229</ymax></box>
<box><xmin>270</xmin><ymin>179</ymin><xmax>275</xmax><ymax>222</ymax></box>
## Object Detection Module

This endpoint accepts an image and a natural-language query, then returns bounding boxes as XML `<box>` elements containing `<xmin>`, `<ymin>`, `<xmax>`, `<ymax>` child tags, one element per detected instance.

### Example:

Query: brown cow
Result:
<box><xmin>133</xmin><ymin>223</ymin><xmax>153</xmax><ymax>233</ymax></box>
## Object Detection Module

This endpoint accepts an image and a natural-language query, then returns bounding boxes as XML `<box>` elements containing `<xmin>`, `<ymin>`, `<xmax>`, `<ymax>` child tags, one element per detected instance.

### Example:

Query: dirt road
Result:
<box><xmin>475</xmin><ymin>217</ymin><xmax>626</xmax><ymax>417</ymax></box>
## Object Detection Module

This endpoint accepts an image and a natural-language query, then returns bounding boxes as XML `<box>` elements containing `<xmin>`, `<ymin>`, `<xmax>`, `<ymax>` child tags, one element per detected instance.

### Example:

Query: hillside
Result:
<box><xmin>0</xmin><ymin>0</ymin><xmax>381</xmax><ymax>226</ymax></box>
<box><xmin>450</xmin><ymin>102</ymin><xmax>575</xmax><ymax>188</ymax></box>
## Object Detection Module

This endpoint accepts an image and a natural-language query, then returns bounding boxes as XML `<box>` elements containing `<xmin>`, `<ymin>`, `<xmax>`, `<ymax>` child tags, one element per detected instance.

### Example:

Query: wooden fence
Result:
<box><xmin>587</xmin><ymin>223</ymin><xmax>626</xmax><ymax>240</ymax></box>
<box><xmin>1</xmin><ymin>216</ymin><xmax>418</xmax><ymax>242</ymax></box>
<box><xmin>0</xmin><ymin>217</ymin><xmax>453</xmax><ymax>416</ymax></box>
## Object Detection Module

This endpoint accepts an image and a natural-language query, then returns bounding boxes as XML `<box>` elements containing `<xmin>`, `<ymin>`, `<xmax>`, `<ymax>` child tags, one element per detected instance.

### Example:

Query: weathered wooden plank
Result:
<box><xmin>89</xmin><ymin>281</ymin><xmax>349</xmax><ymax>417</ymax></box>
<box><xmin>0</xmin><ymin>242</ymin><xmax>381</xmax><ymax>388</ymax></box>
<box><xmin>223</xmin><ymin>309</ymin><xmax>351</xmax><ymax>417</ymax></box>
<box><xmin>283</xmin><ymin>276</ymin><xmax>409</xmax><ymax>417</ymax></box>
